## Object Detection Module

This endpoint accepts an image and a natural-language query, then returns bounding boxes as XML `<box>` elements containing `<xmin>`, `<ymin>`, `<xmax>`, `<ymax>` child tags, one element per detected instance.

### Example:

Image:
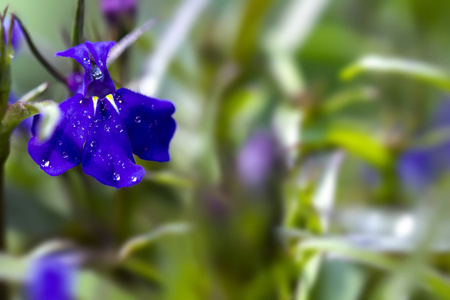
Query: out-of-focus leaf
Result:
<box><xmin>107</xmin><ymin>18</ymin><xmax>157</xmax><ymax>66</ymax></box>
<box><xmin>143</xmin><ymin>171</ymin><xmax>194</xmax><ymax>188</ymax></box>
<box><xmin>326</xmin><ymin>125</ymin><xmax>392</xmax><ymax>169</ymax></box>
<box><xmin>139</xmin><ymin>0</ymin><xmax>209</xmax><ymax>95</ymax></box>
<box><xmin>298</xmin><ymin>238</ymin><xmax>450</xmax><ymax>300</ymax></box>
<box><xmin>321</xmin><ymin>87</ymin><xmax>377</xmax><ymax>115</ymax></box>
<box><xmin>266</xmin><ymin>0</ymin><xmax>330</xmax><ymax>53</ymax></box>
<box><xmin>1</xmin><ymin>98</ymin><xmax>59</xmax><ymax>139</ymax></box>
<box><xmin>310</xmin><ymin>260</ymin><xmax>368</xmax><ymax>300</ymax></box>
<box><xmin>77</xmin><ymin>271</ymin><xmax>135</xmax><ymax>300</ymax></box>
<box><xmin>302</xmin><ymin>122</ymin><xmax>392</xmax><ymax>169</ymax></box>
<box><xmin>232</xmin><ymin>0</ymin><xmax>272</xmax><ymax>63</ymax></box>
<box><xmin>268</xmin><ymin>53</ymin><xmax>304</xmax><ymax>98</ymax></box>
<box><xmin>0</xmin><ymin>253</ymin><xmax>28</xmax><ymax>281</ymax></box>
<box><xmin>29</xmin><ymin>100</ymin><xmax>61</xmax><ymax>141</ymax></box>
<box><xmin>119</xmin><ymin>222</ymin><xmax>191</xmax><ymax>259</ymax></box>
<box><xmin>121</xmin><ymin>258</ymin><xmax>162</xmax><ymax>283</ymax></box>
<box><xmin>341</xmin><ymin>56</ymin><xmax>450</xmax><ymax>90</ymax></box>
<box><xmin>17</xmin><ymin>82</ymin><xmax>49</xmax><ymax>103</ymax></box>
<box><xmin>218</xmin><ymin>85</ymin><xmax>268</xmax><ymax>147</ymax></box>
<box><xmin>313</xmin><ymin>151</ymin><xmax>345</xmax><ymax>231</ymax></box>
<box><xmin>295</xmin><ymin>253</ymin><xmax>323</xmax><ymax>300</ymax></box>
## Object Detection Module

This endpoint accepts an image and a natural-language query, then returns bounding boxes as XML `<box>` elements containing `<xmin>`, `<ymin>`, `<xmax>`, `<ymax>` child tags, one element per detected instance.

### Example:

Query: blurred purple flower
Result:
<box><xmin>396</xmin><ymin>147</ymin><xmax>437</xmax><ymax>191</ymax></box>
<box><xmin>100</xmin><ymin>0</ymin><xmax>137</xmax><ymax>26</ymax></box>
<box><xmin>26</xmin><ymin>254</ymin><xmax>78</xmax><ymax>300</ymax></box>
<box><xmin>365</xmin><ymin>98</ymin><xmax>450</xmax><ymax>192</ymax></box>
<box><xmin>28</xmin><ymin>41</ymin><xmax>176</xmax><ymax>188</ymax></box>
<box><xmin>2</xmin><ymin>16</ymin><xmax>24</xmax><ymax>54</ymax></box>
<box><xmin>237</xmin><ymin>131</ymin><xmax>279</xmax><ymax>188</ymax></box>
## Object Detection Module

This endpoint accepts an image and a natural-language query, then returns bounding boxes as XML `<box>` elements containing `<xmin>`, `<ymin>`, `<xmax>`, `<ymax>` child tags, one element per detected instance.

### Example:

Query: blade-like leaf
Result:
<box><xmin>341</xmin><ymin>55</ymin><xmax>450</xmax><ymax>90</ymax></box>
<box><xmin>118</xmin><ymin>223</ymin><xmax>191</xmax><ymax>259</ymax></box>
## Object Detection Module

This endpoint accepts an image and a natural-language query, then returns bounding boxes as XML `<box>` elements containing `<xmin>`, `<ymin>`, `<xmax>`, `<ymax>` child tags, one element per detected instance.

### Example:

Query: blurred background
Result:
<box><xmin>2</xmin><ymin>0</ymin><xmax>450</xmax><ymax>299</ymax></box>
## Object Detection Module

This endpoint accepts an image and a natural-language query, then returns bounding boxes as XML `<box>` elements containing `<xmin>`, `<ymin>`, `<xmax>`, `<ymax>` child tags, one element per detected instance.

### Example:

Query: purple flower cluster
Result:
<box><xmin>28</xmin><ymin>41</ymin><xmax>176</xmax><ymax>188</ymax></box>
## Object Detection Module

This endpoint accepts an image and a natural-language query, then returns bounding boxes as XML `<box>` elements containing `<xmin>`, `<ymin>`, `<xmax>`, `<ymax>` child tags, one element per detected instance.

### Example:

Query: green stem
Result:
<box><xmin>71</xmin><ymin>0</ymin><xmax>85</xmax><ymax>72</ymax></box>
<box><xmin>0</xmin><ymin>136</ymin><xmax>10</xmax><ymax>300</ymax></box>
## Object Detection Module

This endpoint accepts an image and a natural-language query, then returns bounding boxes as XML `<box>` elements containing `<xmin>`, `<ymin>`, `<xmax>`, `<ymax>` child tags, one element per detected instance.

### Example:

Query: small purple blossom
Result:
<box><xmin>28</xmin><ymin>41</ymin><xmax>176</xmax><ymax>188</ymax></box>
<box><xmin>26</xmin><ymin>254</ymin><xmax>78</xmax><ymax>300</ymax></box>
<box><xmin>396</xmin><ymin>147</ymin><xmax>437</xmax><ymax>191</ymax></box>
<box><xmin>2</xmin><ymin>16</ymin><xmax>24</xmax><ymax>54</ymax></box>
<box><xmin>236</xmin><ymin>131</ymin><xmax>279</xmax><ymax>188</ymax></box>
<box><xmin>100</xmin><ymin>0</ymin><xmax>137</xmax><ymax>25</ymax></box>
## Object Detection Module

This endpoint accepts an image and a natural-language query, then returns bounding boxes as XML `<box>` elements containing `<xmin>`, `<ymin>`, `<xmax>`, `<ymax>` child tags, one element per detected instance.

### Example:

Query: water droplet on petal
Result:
<box><xmin>151</xmin><ymin>104</ymin><xmax>155</xmax><ymax>109</ymax></box>
<box><xmin>135</xmin><ymin>116</ymin><xmax>141</xmax><ymax>123</ymax></box>
<box><xmin>90</xmin><ymin>141</ymin><xmax>97</xmax><ymax>148</ymax></box>
<box><xmin>58</xmin><ymin>140</ymin><xmax>63</xmax><ymax>146</ymax></box>
<box><xmin>113</xmin><ymin>173</ymin><xmax>121</xmax><ymax>181</ymax></box>
<box><xmin>41</xmin><ymin>160</ymin><xmax>50</xmax><ymax>168</ymax></box>
<box><xmin>131</xmin><ymin>176</ymin><xmax>138</xmax><ymax>182</ymax></box>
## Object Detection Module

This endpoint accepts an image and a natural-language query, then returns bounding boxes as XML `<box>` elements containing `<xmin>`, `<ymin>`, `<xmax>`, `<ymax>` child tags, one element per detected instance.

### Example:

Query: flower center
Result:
<box><xmin>92</xmin><ymin>94</ymin><xmax>120</xmax><ymax>115</ymax></box>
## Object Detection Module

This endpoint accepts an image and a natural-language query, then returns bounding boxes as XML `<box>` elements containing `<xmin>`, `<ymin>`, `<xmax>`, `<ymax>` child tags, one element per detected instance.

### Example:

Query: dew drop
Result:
<box><xmin>90</xmin><ymin>141</ymin><xmax>97</xmax><ymax>148</ymax></box>
<box><xmin>113</xmin><ymin>173</ymin><xmax>121</xmax><ymax>181</ymax></box>
<box><xmin>41</xmin><ymin>160</ymin><xmax>50</xmax><ymax>168</ymax></box>
<box><xmin>135</xmin><ymin>116</ymin><xmax>142</xmax><ymax>123</ymax></box>
<box><xmin>151</xmin><ymin>104</ymin><xmax>155</xmax><ymax>109</ymax></box>
<box><xmin>62</xmin><ymin>152</ymin><xmax>69</xmax><ymax>159</ymax></box>
<box><xmin>58</xmin><ymin>140</ymin><xmax>63</xmax><ymax>146</ymax></box>
<box><xmin>131</xmin><ymin>176</ymin><xmax>138</xmax><ymax>182</ymax></box>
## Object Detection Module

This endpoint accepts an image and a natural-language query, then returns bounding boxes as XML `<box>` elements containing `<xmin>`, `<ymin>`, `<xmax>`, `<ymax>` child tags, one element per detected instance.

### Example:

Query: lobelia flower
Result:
<box><xmin>26</xmin><ymin>253</ymin><xmax>78</xmax><ymax>300</ymax></box>
<box><xmin>28</xmin><ymin>41</ymin><xmax>176</xmax><ymax>188</ymax></box>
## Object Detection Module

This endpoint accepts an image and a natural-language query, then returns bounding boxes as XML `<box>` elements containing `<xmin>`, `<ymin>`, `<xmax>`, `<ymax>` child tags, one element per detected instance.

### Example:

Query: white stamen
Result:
<box><xmin>92</xmin><ymin>96</ymin><xmax>99</xmax><ymax>115</ymax></box>
<box><xmin>106</xmin><ymin>94</ymin><xmax>120</xmax><ymax>114</ymax></box>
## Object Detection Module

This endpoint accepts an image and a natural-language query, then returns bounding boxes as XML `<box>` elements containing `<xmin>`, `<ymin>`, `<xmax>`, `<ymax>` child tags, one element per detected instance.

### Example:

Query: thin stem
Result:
<box><xmin>71</xmin><ymin>0</ymin><xmax>85</xmax><ymax>72</ymax></box>
<box><xmin>0</xmin><ymin>137</ymin><xmax>9</xmax><ymax>300</ymax></box>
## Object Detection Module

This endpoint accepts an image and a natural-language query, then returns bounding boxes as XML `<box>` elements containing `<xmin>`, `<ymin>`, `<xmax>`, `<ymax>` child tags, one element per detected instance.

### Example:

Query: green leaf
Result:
<box><xmin>326</xmin><ymin>125</ymin><xmax>392</xmax><ymax>169</ymax></box>
<box><xmin>77</xmin><ymin>271</ymin><xmax>135</xmax><ymax>300</ymax></box>
<box><xmin>0</xmin><ymin>253</ymin><xmax>28</xmax><ymax>282</ymax></box>
<box><xmin>341</xmin><ymin>55</ymin><xmax>450</xmax><ymax>90</ymax></box>
<box><xmin>107</xmin><ymin>19</ymin><xmax>157</xmax><ymax>67</ymax></box>
<box><xmin>298</xmin><ymin>238</ymin><xmax>450</xmax><ymax>300</ymax></box>
<box><xmin>322</xmin><ymin>87</ymin><xmax>377</xmax><ymax>115</ymax></box>
<box><xmin>1</xmin><ymin>99</ymin><xmax>59</xmax><ymax>140</ymax></box>
<box><xmin>29</xmin><ymin>100</ymin><xmax>61</xmax><ymax>141</ymax></box>
<box><xmin>118</xmin><ymin>222</ymin><xmax>191</xmax><ymax>259</ymax></box>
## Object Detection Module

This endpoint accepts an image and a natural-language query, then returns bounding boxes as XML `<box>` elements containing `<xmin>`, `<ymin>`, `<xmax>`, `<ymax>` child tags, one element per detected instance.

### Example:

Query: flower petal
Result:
<box><xmin>85</xmin><ymin>41</ymin><xmax>116</xmax><ymax>93</ymax></box>
<box><xmin>26</xmin><ymin>254</ymin><xmax>77</xmax><ymax>300</ymax></box>
<box><xmin>82</xmin><ymin>98</ymin><xmax>144</xmax><ymax>188</ymax></box>
<box><xmin>115</xmin><ymin>88</ymin><xmax>176</xmax><ymax>162</ymax></box>
<box><xmin>28</xmin><ymin>94</ymin><xmax>93</xmax><ymax>176</ymax></box>
<box><xmin>56</xmin><ymin>44</ymin><xmax>92</xmax><ymax>95</ymax></box>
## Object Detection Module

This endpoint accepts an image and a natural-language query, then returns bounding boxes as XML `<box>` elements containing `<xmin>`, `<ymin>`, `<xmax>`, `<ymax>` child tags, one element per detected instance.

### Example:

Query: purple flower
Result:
<box><xmin>396</xmin><ymin>147</ymin><xmax>437</xmax><ymax>191</ymax></box>
<box><xmin>100</xmin><ymin>0</ymin><xmax>137</xmax><ymax>25</ymax></box>
<box><xmin>236</xmin><ymin>131</ymin><xmax>279</xmax><ymax>188</ymax></box>
<box><xmin>26</xmin><ymin>254</ymin><xmax>78</xmax><ymax>300</ymax></box>
<box><xmin>2</xmin><ymin>16</ymin><xmax>24</xmax><ymax>54</ymax></box>
<box><xmin>28</xmin><ymin>41</ymin><xmax>176</xmax><ymax>188</ymax></box>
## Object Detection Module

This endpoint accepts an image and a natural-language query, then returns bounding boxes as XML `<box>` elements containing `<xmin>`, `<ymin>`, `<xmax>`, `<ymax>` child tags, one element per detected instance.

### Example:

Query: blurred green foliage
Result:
<box><xmin>2</xmin><ymin>0</ymin><xmax>450</xmax><ymax>299</ymax></box>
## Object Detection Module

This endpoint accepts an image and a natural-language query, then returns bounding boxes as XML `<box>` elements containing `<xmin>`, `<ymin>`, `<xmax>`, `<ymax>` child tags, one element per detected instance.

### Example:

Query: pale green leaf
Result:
<box><xmin>341</xmin><ymin>56</ymin><xmax>450</xmax><ymax>90</ymax></box>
